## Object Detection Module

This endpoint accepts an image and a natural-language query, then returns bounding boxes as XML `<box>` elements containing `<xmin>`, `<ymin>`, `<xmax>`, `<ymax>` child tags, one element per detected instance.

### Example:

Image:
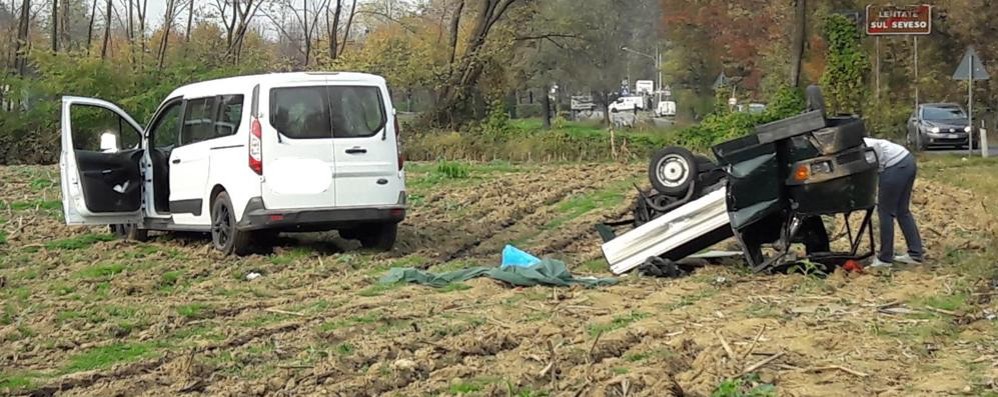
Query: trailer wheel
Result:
<box><xmin>649</xmin><ymin>146</ymin><xmax>699</xmax><ymax>196</ymax></box>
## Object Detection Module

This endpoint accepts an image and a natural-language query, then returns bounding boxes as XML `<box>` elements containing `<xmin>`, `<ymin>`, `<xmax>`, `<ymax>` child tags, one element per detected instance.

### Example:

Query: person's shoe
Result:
<box><xmin>894</xmin><ymin>254</ymin><xmax>924</xmax><ymax>265</ymax></box>
<box><xmin>869</xmin><ymin>257</ymin><xmax>893</xmax><ymax>269</ymax></box>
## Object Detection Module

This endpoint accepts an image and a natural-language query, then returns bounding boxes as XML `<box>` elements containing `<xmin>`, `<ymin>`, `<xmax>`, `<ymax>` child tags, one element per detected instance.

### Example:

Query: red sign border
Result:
<box><xmin>865</xmin><ymin>4</ymin><xmax>933</xmax><ymax>36</ymax></box>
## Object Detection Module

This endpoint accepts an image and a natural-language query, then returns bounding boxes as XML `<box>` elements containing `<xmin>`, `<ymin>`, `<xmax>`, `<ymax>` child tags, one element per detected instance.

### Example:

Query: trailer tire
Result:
<box><xmin>649</xmin><ymin>146</ymin><xmax>699</xmax><ymax>196</ymax></box>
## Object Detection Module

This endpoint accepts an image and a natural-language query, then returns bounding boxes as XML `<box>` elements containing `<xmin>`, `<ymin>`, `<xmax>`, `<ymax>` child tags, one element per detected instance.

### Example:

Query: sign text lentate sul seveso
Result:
<box><xmin>866</xmin><ymin>5</ymin><xmax>932</xmax><ymax>35</ymax></box>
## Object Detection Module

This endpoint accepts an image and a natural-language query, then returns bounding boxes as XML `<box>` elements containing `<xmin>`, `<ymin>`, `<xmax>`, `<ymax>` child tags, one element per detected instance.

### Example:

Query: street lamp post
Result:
<box><xmin>621</xmin><ymin>46</ymin><xmax>662</xmax><ymax>105</ymax></box>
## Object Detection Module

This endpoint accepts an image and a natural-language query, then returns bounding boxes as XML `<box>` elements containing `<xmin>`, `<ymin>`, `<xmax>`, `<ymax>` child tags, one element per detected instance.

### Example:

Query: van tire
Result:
<box><xmin>649</xmin><ymin>146</ymin><xmax>699</xmax><ymax>196</ymax></box>
<box><xmin>211</xmin><ymin>192</ymin><xmax>252</xmax><ymax>256</ymax></box>
<box><xmin>359</xmin><ymin>223</ymin><xmax>397</xmax><ymax>251</ymax></box>
<box><xmin>110</xmin><ymin>224</ymin><xmax>148</xmax><ymax>242</ymax></box>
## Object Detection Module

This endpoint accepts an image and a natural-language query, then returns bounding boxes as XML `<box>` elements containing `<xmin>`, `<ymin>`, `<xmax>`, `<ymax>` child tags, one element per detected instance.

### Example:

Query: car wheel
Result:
<box><xmin>109</xmin><ymin>224</ymin><xmax>148</xmax><ymax>242</ymax></box>
<box><xmin>649</xmin><ymin>146</ymin><xmax>699</xmax><ymax>196</ymax></box>
<box><xmin>358</xmin><ymin>223</ymin><xmax>398</xmax><ymax>252</ymax></box>
<box><xmin>211</xmin><ymin>192</ymin><xmax>251</xmax><ymax>256</ymax></box>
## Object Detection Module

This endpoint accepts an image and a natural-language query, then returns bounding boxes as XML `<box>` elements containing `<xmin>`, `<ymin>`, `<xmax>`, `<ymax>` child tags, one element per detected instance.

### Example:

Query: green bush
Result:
<box><xmin>515</xmin><ymin>103</ymin><xmax>544</xmax><ymax>118</ymax></box>
<box><xmin>435</xmin><ymin>161</ymin><xmax>470</xmax><ymax>178</ymax></box>
<box><xmin>863</xmin><ymin>99</ymin><xmax>910</xmax><ymax>139</ymax></box>
<box><xmin>673</xmin><ymin>85</ymin><xmax>806</xmax><ymax>152</ymax></box>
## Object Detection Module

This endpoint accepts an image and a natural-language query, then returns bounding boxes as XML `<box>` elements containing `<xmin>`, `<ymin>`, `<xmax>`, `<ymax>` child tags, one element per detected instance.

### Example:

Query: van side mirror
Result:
<box><xmin>99</xmin><ymin>132</ymin><xmax>119</xmax><ymax>153</ymax></box>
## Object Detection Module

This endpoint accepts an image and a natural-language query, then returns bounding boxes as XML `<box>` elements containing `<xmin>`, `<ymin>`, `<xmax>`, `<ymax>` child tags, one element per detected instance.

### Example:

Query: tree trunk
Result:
<box><xmin>60</xmin><ymin>0</ymin><xmax>70</xmax><ymax>49</ymax></box>
<box><xmin>101</xmin><ymin>0</ymin><xmax>112</xmax><ymax>59</ymax></box>
<box><xmin>338</xmin><ymin>0</ymin><xmax>356</xmax><ymax>57</ymax></box>
<box><xmin>541</xmin><ymin>86</ymin><xmax>551</xmax><ymax>129</ymax></box>
<box><xmin>186</xmin><ymin>0</ymin><xmax>194</xmax><ymax>42</ymax></box>
<box><xmin>447</xmin><ymin>0</ymin><xmax>464</xmax><ymax>64</ymax></box>
<box><xmin>157</xmin><ymin>0</ymin><xmax>176</xmax><ymax>69</ymax></box>
<box><xmin>14</xmin><ymin>0</ymin><xmax>29</xmax><ymax>74</ymax></box>
<box><xmin>87</xmin><ymin>0</ymin><xmax>96</xmax><ymax>54</ymax></box>
<box><xmin>51</xmin><ymin>0</ymin><xmax>58</xmax><ymax>52</ymax></box>
<box><xmin>303</xmin><ymin>0</ymin><xmax>310</xmax><ymax>66</ymax></box>
<box><xmin>328</xmin><ymin>0</ymin><xmax>342</xmax><ymax>59</ymax></box>
<box><xmin>789</xmin><ymin>0</ymin><xmax>806</xmax><ymax>87</ymax></box>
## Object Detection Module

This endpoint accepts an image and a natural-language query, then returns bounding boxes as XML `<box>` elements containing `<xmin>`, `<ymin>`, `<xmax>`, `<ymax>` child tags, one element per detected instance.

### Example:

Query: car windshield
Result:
<box><xmin>923</xmin><ymin>106</ymin><xmax>967</xmax><ymax>121</ymax></box>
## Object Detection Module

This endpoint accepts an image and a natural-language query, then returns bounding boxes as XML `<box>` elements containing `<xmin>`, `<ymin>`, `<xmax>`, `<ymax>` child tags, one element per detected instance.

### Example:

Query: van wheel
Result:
<box><xmin>110</xmin><ymin>224</ymin><xmax>148</xmax><ymax>242</ymax></box>
<box><xmin>358</xmin><ymin>223</ymin><xmax>398</xmax><ymax>252</ymax></box>
<box><xmin>649</xmin><ymin>146</ymin><xmax>699</xmax><ymax>196</ymax></box>
<box><xmin>211</xmin><ymin>192</ymin><xmax>251</xmax><ymax>256</ymax></box>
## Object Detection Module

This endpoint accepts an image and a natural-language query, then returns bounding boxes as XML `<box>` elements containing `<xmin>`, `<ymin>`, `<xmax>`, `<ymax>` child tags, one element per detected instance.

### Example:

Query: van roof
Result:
<box><xmin>167</xmin><ymin>72</ymin><xmax>385</xmax><ymax>99</ymax></box>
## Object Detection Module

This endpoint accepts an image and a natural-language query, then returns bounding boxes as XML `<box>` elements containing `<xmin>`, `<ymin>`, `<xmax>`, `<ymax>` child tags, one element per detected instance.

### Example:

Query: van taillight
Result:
<box><xmin>249</xmin><ymin>118</ymin><xmax>263</xmax><ymax>175</ymax></box>
<box><xmin>394</xmin><ymin>115</ymin><xmax>404</xmax><ymax>171</ymax></box>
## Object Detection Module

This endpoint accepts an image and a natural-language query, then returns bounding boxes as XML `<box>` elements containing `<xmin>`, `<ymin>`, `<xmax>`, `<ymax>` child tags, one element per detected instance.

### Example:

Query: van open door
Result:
<box><xmin>60</xmin><ymin>96</ymin><xmax>145</xmax><ymax>225</ymax></box>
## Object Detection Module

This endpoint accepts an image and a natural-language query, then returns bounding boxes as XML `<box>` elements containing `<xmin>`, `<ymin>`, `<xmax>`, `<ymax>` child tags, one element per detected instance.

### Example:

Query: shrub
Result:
<box><xmin>435</xmin><ymin>161</ymin><xmax>470</xmax><ymax>179</ymax></box>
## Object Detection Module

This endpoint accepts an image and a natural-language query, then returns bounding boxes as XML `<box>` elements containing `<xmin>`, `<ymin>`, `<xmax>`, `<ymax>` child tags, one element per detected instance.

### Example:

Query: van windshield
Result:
<box><xmin>269</xmin><ymin>86</ymin><xmax>386</xmax><ymax>139</ymax></box>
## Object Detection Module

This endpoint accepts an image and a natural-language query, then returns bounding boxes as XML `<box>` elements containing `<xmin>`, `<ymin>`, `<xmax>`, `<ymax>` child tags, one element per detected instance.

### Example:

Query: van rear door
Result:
<box><xmin>329</xmin><ymin>84</ymin><xmax>403</xmax><ymax>207</ymax></box>
<box><xmin>260</xmin><ymin>81</ymin><xmax>337</xmax><ymax>210</ymax></box>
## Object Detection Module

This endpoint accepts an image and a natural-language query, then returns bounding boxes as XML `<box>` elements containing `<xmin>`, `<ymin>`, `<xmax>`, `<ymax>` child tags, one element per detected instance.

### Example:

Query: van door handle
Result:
<box><xmin>171</xmin><ymin>159</ymin><xmax>181</xmax><ymax>164</ymax></box>
<box><xmin>345</xmin><ymin>147</ymin><xmax>367</xmax><ymax>154</ymax></box>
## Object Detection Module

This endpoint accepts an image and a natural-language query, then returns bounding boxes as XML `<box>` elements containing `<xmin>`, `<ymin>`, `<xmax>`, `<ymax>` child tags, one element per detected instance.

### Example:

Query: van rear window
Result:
<box><xmin>269</xmin><ymin>86</ymin><xmax>386</xmax><ymax>139</ymax></box>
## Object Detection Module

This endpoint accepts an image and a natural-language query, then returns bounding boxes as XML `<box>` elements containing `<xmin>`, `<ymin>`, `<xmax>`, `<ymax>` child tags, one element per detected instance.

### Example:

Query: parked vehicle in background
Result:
<box><xmin>907</xmin><ymin>103</ymin><xmax>975</xmax><ymax>150</ymax></box>
<box><xmin>655</xmin><ymin>100</ymin><xmax>677</xmax><ymax>117</ymax></box>
<box><xmin>59</xmin><ymin>72</ymin><xmax>406</xmax><ymax>255</ymax></box>
<box><xmin>608</xmin><ymin>96</ymin><xmax>646</xmax><ymax>113</ymax></box>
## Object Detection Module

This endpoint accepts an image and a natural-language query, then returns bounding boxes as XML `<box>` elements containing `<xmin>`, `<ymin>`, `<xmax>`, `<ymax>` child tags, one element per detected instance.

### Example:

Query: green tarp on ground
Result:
<box><xmin>379</xmin><ymin>259</ymin><xmax>617</xmax><ymax>288</ymax></box>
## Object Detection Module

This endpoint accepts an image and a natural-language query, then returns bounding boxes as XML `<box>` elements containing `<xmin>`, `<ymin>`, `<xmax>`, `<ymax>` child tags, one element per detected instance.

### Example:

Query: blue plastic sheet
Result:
<box><xmin>500</xmin><ymin>244</ymin><xmax>541</xmax><ymax>269</ymax></box>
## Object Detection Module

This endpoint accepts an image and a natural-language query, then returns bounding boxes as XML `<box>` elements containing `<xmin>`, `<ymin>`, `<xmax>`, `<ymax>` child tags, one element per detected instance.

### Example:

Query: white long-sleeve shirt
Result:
<box><xmin>863</xmin><ymin>137</ymin><xmax>909</xmax><ymax>172</ymax></box>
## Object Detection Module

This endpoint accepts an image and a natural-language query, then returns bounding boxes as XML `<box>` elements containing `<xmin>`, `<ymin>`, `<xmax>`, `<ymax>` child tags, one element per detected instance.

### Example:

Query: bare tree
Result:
<box><xmin>185</xmin><ymin>0</ymin><xmax>194</xmax><ymax>42</ymax></box>
<box><xmin>14</xmin><ymin>0</ymin><xmax>29</xmax><ymax>74</ymax></box>
<box><xmin>86</xmin><ymin>0</ymin><xmax>96</xmax><ymax>53</ymax></box>
<box><xmin>50</xmin><ymin>0</ymin><xmax>57</xmax><ymax>51</ymax></box>
<box><xmin>790</xmin><ymin>0</ymin><xmax>806</xmax><ymax>87</ymax></box>
<box><xmin>59</xmin><ymin>0</ymin><xmax>70</xmax><ymax>49</ymax></box>
<box><xmin>338</xmin><ymin>0</ymin><xmax>355</xmax><ymax>57</ymax></box>
<box><xmin>156</xmin><ymin>0</ymin><xmax>182</xmax><ymax>69</ymax></box>
<box><xmin>448</xmin><ymin>0</ymin><xmax>464</xmax><ymax>64</ymax></box>
<box><xmin>100</xmin><ymin>0</ymin><xmax>111</xmax><ymax>59</ymax></box>
<box><xmin>326</xmin><ymin>0</ymin><xmax>342</xmax><ymax>59</ymax></box>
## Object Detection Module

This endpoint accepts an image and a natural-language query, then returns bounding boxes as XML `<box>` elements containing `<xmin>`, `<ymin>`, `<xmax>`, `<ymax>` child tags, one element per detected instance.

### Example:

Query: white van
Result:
<box><xmin>608</xmin><ymin>96</ymin><xmax>645</xmax><ymax>113</ymax></box>
<box><xmin>59</xmin><ymin>72</ymin><xmax>406</xmax><ymax>255</ymax></box>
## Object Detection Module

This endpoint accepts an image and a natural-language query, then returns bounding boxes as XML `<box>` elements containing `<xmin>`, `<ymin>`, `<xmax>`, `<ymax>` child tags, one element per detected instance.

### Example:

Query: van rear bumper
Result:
<box><xmin>238</xmin><ymin>197</ymin><xmax>405</xmax><ymax>232</ymax></box>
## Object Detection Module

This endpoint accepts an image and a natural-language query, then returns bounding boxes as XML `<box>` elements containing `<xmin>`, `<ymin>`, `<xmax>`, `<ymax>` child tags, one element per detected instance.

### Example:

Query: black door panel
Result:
<box><xmin>149</xmin><ymin>147</ymin><xmax>173</xmax><ymax>213</ymax></box>
<box><xmin>75</xmin><ymin>149</ymin><xmax>143</xmax><ymax>213</ymax></box>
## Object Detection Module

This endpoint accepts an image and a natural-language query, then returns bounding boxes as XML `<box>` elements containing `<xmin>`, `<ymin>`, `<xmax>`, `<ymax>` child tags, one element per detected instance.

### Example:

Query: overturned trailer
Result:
<box><xmin>599</xmin><ymin>87</ymin><xmax>879</xmax><ymax>275</ymax></box>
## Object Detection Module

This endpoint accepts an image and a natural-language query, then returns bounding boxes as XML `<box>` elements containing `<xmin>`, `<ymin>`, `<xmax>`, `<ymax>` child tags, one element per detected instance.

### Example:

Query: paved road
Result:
<box><xmin>922</xmin><ymin>147</ymin><xmax>998</xmax><ymax>157</ymax></box>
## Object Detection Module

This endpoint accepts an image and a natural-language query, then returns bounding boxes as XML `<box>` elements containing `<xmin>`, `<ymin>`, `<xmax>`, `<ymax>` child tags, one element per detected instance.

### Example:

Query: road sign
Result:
<box><xmin>953</xmin><ymin>47</ymin><xmax>990</xmax><ymax>81</ymax></box>
<box><xmin>866</xmin><ymin>5</ymin><xmax>931</xmax><ymax>35</ymax></box>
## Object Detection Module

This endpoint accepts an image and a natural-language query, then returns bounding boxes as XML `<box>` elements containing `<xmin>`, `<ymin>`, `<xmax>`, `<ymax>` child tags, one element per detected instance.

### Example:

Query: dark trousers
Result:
<box><xmin>877</xmin><ymin>154</ymin><xmax>925</xmax><ymax>262</ymax></box>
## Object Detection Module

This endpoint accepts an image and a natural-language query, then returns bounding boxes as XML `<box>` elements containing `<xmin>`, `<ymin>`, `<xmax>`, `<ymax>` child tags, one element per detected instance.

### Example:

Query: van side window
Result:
<box><xmin>181</xmin><ymin>97</ymin><xmax>217</xmax><ymax>145</ymax></box>
<box><xmin>215</xmin><ymin>95</ymin><xmax>244</xmax><ymax>138</ymax></box>
<box><xmin>270</xmin><ymin>87</ymin><xmax>331</xmax><ymax>139</ymax></box>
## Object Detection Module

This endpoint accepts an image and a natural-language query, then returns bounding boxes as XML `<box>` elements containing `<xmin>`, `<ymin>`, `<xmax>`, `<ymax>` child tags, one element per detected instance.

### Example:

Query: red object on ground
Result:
<box><xmin>842</xmin><ymin>260</ymin><xmax>863</xmax><ymax>273</ymax></box>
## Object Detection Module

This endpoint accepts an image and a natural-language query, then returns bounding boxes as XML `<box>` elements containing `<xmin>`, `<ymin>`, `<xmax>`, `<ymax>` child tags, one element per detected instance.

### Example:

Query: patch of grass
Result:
<box><xmin>62</xmin><ymin>342</ymin><xmax>156</xmax><ymax>374</ymax></box>
<box><xmin>449</xmin><ymin>377</ymin><xmax>501</xmax><ymax>394</ymax></box>
<box><xmin>587</xmin><ymin>311</ymin><xmax>648</xmax><ymax>337</ymax></box>
<box><xmin>663</xmin><ymin>288</ymin><xmax>718</xmax><ymax>311</ymax></box>
<box><xmin>912</xmin><ymin>293</ymin><xmax>968</xmax><ymax>312</ymax></box>
<box><xmin>317</xmin><ymin>313</ymin><xmax>380</xmax><ymax>332</ymax></box>
<box><xmin>580</xmin><ymin>259</ymin><xmax>608</xmax><ymax>274</ymax></box>
<box><xmin>49</xmin><ymin>282</ymin><xmax>77</xmax><ymax>296</ymax></box>
<box><xmin>435</xmin><ymin>160</ymin><xmax>471</xmax><ymax>179</ymax></box>
<box><xmin>0</xmin><ymin>371</ymin><xmax>43</xmax><ymax>391</ymax></box>
<box><xmin>159</xmin><ymin>270</ymin><xmax>183</xmax><ymax>289</ymax></box>
<box><xmin>712</xmin><ymin>377</ymin><xmax>776</xmax><ymax>397</ymax></box>
<box><xmin>270</xmin><ymin>247</ymin><xmax>311</xmax><ymax>265</ymax></box>
<box><xmin>56</xmin><ymin>310</ymin><xmax>82</xmax><ymax>324</ymax></box>
<box><xmin>29</xmin><ymin>178</ymin><xmax>56</xmax><ymax>191</ymax></box>
<box><xmin>176</xmin><ymin>303</ymin><xmax>210</xmax><ymax>319</ymax></box>
<box><xmin>46</xmin><ymin>233</ymin><xmax>115</xmax><ymax>250</ymax></box>
<box><xmin>0</xmin><ymin>230</ymin><xmax>6</xmax><ymax>245</ymax></box>
<box><xmin>612</xmin><ymin>367</ymin><xmax>630</xmax><ymax>375</ymax></box>
<box><xmin>546</xmin><ymin>179</ymin><xmax>637</xmax><ymax>229</ymax></box>
<box><xmin>335</xmin><ymin>343</ymin><xmax>355</xmax><ymax>356</ymax></box>
<box><xmin>2</xmin><ymin>199</ymin><xmax>62</xmax><ymax>212</ymax></box>
<box><xmin>77</xmin><ymin>262</ymin><xmax>126</xmax><ymax>279</ymax></box>
<box><xmin>744</xmin><ymin>303</ymin><xmax>781</xmax><ymax>319</ymax></box>
<box><xmin>358</xmin><ymin>282</ymin><xmax>404</xmax><ymax>297</ymax></box>
<box><xmin>437</xmin><ymin>283</ymin><xmax>472</xmax><ymax>293</ymax></box>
